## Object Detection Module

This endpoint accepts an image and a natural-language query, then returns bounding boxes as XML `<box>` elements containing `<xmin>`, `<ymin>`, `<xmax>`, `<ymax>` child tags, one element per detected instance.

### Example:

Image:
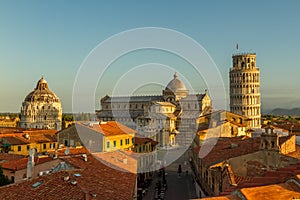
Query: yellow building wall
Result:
<box><xmin>10</xmin><ymin>142</ymin><xmax>58</xmax><ymax>156</ymax></box>
<box><xmin>104</xmin><ymin>134</ymin><xmax>134</xmax><ymax>152</ymax></box>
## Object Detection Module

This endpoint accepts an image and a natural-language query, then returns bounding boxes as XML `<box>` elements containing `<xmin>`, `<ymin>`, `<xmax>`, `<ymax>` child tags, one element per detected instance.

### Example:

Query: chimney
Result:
<box><xmin>70</xmin><ymin>179</ymin><xmax>77</xmax><ymax>185</ymax></box>
<box><xmin>23</xmin><ymin>133</ymin><xmax>30</xmax><ymax>139</ymax></box>
<box><xmin>54</xmin><ymin>150</ymin><xmax>58</xmax><ymax>159</ymax></box>
<box><xmin>84</xmin><ymin>192</ymin><xmax>90</xmax><ymax>200</ymax></box>
<box><xmin>63</xmin><ymin>175</ymin><xmax>70</xmax><ymax>181</ymax></box>
<box><xmin>82</xmin><ymin>154</ymin><xmax>87</xmax><ymax>162</ymax></box>
<box><xmin>26</xmin><ymin>148</ymin><xmax>35</xmax><ymax>179</ymax></box>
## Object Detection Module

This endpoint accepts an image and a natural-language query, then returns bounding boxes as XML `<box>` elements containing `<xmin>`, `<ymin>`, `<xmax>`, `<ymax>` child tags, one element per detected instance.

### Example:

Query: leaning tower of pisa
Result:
<box><xmin>230</xmin><ymin>53</ymin><xmax>261</xmax><ymax>128</ymax></box>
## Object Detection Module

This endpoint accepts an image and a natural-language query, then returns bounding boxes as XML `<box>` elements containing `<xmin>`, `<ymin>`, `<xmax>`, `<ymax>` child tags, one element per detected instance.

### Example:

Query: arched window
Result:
<box><xmin>271</xmin><ymin>141</ymin><xmax>275</xmax><ymax>149</ymax></box>
<box><xmin>241</xmin><ymin>62</ymin><xmax>245</xmax><ymax>68</ymax></box>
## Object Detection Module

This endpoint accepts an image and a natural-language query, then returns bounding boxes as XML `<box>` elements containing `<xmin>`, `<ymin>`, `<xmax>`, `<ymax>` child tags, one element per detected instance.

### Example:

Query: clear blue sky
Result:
<box><xmin>0</xmin><ymin>0</ymin><xmax>299</xmax><ymax>113</ymax></box>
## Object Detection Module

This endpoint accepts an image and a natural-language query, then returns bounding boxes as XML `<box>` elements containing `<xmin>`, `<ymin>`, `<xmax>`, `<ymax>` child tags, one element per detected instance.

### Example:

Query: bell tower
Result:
<box><xmin>229</xmin><ymin>53</ymin><xmax>261</xmax><ymax>128</ymax></box>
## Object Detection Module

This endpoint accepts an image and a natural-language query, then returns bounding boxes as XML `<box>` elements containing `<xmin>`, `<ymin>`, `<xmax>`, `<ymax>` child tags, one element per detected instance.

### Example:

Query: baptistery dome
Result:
<box><xmin>20</xmin><ymin>77</ymin><xmax>62</xmax><ymax>130</ymax></box>
<box><xmin>24</xmin><ymin>77</ymin><xmax>60</xmax><ymax>103</ymax></box>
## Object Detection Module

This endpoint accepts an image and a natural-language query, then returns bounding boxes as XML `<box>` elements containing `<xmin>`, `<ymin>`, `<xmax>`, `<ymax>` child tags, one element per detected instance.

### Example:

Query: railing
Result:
<box><xmin>232</xmin><ymin>52</ymin><xmax>256</xmax><ymax>56</ymax></box>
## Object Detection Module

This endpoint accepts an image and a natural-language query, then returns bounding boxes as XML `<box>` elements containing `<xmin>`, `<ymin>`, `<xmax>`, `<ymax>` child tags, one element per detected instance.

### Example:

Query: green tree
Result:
<box><xmin>0</xmin><ymin>166</ymin><xmax>10</xmax><ymax>186</ymax></box>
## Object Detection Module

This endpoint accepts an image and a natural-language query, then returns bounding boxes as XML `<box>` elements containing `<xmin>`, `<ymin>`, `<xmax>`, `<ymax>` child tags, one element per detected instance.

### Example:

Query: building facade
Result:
<box><xmin>0</xmin><ymin>129</ymin><xmax>58</xmax><ymax>155</ymax></box>
<box><xmin>97</xmin><ymin>73</ymin><xmax>212</xmax><ymax>147</ymax></box>
<box><xmin>230</xmin><ymin>53</ymin><xmax>261</xmax><ymax>128</ymax></box>
<box><xmin>20</xmin><ymin>77</ymin><xmax>62</xmax><ymax>130</ymax></box>
<box><xmin>57</xmin><ymin>121</ymin><xmax>135</xmax><ymax>152</ymax></box>
<box><xmin>191</xmin><ymin>131</ymin><xmax>299</xmax><ymax>197</ymax></box>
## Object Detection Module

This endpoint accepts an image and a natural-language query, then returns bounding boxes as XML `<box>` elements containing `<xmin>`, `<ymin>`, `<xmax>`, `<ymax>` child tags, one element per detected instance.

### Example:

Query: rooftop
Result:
<box><xmin>0</xmin><ymin>153</ymin><xmax>25</xmax><ymax>163</ymax></box>
<box><xmin>134</xmin><ymin>136</ymin><xmax>154</xmax><ymax>145</ymax></box>
<box><xmin>0</xmin><ymin>156</ymin><xmax>53</xmax><ymax>171</ymax></box>
<box><xmin>47</xmin><ymin>146</ymin><xmax>89</xmax><ymax>157</ymax></box>
<box><xmin>0</xmin><ymin>129</ymin><xmax>58</xmax><ymax>145</ymax></box>
<box><xmin>92</xmin><ymin>150</ymin><xmax>137</xmax><ymax>174</ymax></box>
<box><xmin>78</xmin><ymin>121</ymin><xmax>136</xmax><ymax>137</ymax></box>
<box><xmin>198</xmin><ymin>136</ymin><xmax>261</xmax><ymax>166</ymax></box>
<box><xmin>0</xmin><ymin>155</ymin><xmax>136</xmax><ymax>200</ymax></box>
<box><xmin>239</xmin><ymin>181</ymin><xmax>300</xmax><ymax>200</ymax></box>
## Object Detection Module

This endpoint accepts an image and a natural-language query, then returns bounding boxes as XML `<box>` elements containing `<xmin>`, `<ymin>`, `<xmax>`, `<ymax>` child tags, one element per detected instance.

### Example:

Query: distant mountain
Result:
<box><xmin>268</xmin><ymin>108</ymin><xmax>300</xmax><ymax>116</ymax></box>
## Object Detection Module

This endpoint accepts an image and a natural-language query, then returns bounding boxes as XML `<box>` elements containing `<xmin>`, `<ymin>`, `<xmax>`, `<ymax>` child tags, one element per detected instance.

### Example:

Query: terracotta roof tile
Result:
<box><xmin>2</xmin><ymin>136</ymin><xmax>29</xmax><ymax>145</ymax></box>
<box><xmin>240</xmin><ymin>181</ymin><xmax>300</xmax><ymax>200</ymax></box>
<box><xmin>0</xmin><ymin>156</ymin><xmax>53</xmax><ymax>171</ymax></box>
<box><xmin>0</xmin><ymin>129</ymin><xmax>57</xmax><ymax>145</ymax></box>
<box><xmin>134</xmin><ymin>136</ymin><xmax>153</xmax><ymax>145</ymax></box>
<box><xmin>78</xmin><ymin>121</ymin><xmax>136</xmax><ymax>136</ymax></box>
<box><xmin>286</xmin><ymin>145</ymin><xmax>300</xmax><ymax>159</ymax></box>
<box><xmin>47</xmin><ymin>147</ymin><xmax>89</xmax><ymax>157</ymax></box>
<box><xmin>92</xmin><ymin>150</ymin><xmax>137</xmax><ymax>174</ymax></box>
<box><xmin>0</xmin><ymin>155</ymin><xmax>136</xmax><ymax>200</ymax></box>
<box><xmin>0</xmin><ymin>153</ymin><xmax>25</xmax><ymax>163</ymax></box>
<box><xmin>202</xmin><ymin>137</ymin><xmax>261</xmax><ymax>165</ymax></box>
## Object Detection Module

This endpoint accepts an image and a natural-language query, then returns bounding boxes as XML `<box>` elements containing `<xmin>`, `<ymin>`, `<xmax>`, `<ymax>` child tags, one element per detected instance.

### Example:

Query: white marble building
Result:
<box><xmin>97</xmin><ymin>73</ymin><xmax>212</xmax><ymax>147</ymax></box>
<box><xmin>20</xmin><ymin>77</ymin><xmax>62</xmax><ymax>130</ymax></box>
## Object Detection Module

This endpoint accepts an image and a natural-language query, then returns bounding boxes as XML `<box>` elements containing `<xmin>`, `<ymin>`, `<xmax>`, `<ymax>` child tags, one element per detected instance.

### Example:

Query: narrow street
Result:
<box><xmin>143</xmin><ymin>150</ymin><xmax>197</xmax><ymax>200</ymax></box>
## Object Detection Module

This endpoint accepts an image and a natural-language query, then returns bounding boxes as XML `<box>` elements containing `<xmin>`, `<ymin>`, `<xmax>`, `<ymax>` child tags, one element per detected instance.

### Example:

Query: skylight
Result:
<box><xmin>32</xmin><ymin>180</ymin><xmax>43</xmax><ymax>188</ymax></box>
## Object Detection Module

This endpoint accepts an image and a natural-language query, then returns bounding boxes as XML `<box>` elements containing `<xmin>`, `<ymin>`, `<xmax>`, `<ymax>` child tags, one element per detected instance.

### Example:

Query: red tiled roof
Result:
<box><xmin>198</xmin><ymin>194</ymin><xmax>240</xmax><ymax>200</ymax></box>
<box><xmin>0</xmin><ymin>170</ymin><xmax>84</xmax><ymax>199</ymax></box>
<box><xmin>240</xmin><ymin>181</ymin><xmax>300</xmax><ymax>200</ymax></box>
<box><xmin>78</xmin><ymin>121</ymin><xmax>136</xmax><ymax>136</ymax></box>
<box><xmin>286</xmin><ymin>145</ymin><xmax>300</xmax><ymax>159</ymax></box>
<box><xmin>47</xmin><ymin>147</ymin><xmax>90</xmax><ymax>157</ymax></box>
<box><xmin>275</xmin><ymin>123</ymin><xmax>300</xmax><ymax>132</ymax></box>
<box><xmin>0</xmin><ymin>129</ymin><xmax>57</xmax><ymax>145</ymax></box>
<box><xmin>0</xmin><ymin>156</ymin><xmax>53</xmax><ymax>171</ymax></box>
<box><xmin>229</xmin><ymin>163</ymin><xmax>300</xmax><ymax>192</ymax></box>
<box><xmin>0</xmin><ymin>127</ymin><xmax>27</xmax><ymax>134</ymax></box>
<box><xmin>0</xmin><ymin>128</ymin><xmax>57</xmax><ymax>135</ymax></box>
<box><xmin>0</xmin><ymin>155</ymin><xmax>137</xmax><ymax>200</ymax></box>
<box><xmin>261</xmin><ymin>124</ymin><xmax>289</xmax><ymax>132</ymax></box>
<box><xmin>208</xmin><ymin>180</ymin><xmax>300</xmax><ymax>200</ymax></box>
<box><xmin>92</xmin><ymin>150</ymin><xmax>137</xmax><ymax>174</ymax></box>
<box><xmin>0</xmin><ymin>153</ymin><xmax>25</xmax><ymax>163</ymax></box>
<box><xmin>134</xmin><ymin>136</ymin><xmax>153</xmax><ymax>145</ymax></box>
<box><xmin>2</xmin><ymin>136</ymin><xmax>29</xmax><ymax>145</ymax></box>
<box><xmin>202</xmin><ymin>137</ymin><xmax>261</xmax><ymax>165</ymax></box>
<box><xmin>151</xmin><ymin>140</ymin><xmax>159</xmax><ymax>146</ymax></box>
<box><xmin>279</xmin><ymin>135</ymin><xmax>294</xmax><ymax>146</ymax></box>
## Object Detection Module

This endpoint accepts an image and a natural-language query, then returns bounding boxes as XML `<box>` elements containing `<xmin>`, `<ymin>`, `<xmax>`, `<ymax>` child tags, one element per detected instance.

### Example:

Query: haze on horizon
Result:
<box><xmin>0</xmin><ymin>1</ymin><xmax>299</xmax><ymax>113</ymax></box>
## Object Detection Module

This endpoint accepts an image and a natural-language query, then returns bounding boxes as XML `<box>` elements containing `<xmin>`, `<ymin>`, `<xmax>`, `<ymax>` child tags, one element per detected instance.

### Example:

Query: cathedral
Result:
<box><xmin>20</xmin><ymin>77</ymin><xmax>62</xmax><ymax>130</ymax></box>
<box><xmin>97</xmin><ymin>73</ymin><xmax>212</xmax><ymax>147</ymax></box>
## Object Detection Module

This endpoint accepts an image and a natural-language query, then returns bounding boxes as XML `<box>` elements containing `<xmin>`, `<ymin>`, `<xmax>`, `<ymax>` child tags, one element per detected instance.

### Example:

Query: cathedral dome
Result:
<box><xmin>165</xmin><ymin>72</ymin><xmax>187</xmax><ymax>92</ymax></box>
<box><xmin>24</xmin><ymin>77</ymin><xmax>60</xmax><ymax>103</ymax></box>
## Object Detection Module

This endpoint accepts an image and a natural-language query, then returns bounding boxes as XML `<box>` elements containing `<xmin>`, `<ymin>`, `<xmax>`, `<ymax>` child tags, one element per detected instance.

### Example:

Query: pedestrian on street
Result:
<box><xmin>178</xmin><ymin>164</ymin><xmax>182</xmax><ymax>176</ymax></box>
